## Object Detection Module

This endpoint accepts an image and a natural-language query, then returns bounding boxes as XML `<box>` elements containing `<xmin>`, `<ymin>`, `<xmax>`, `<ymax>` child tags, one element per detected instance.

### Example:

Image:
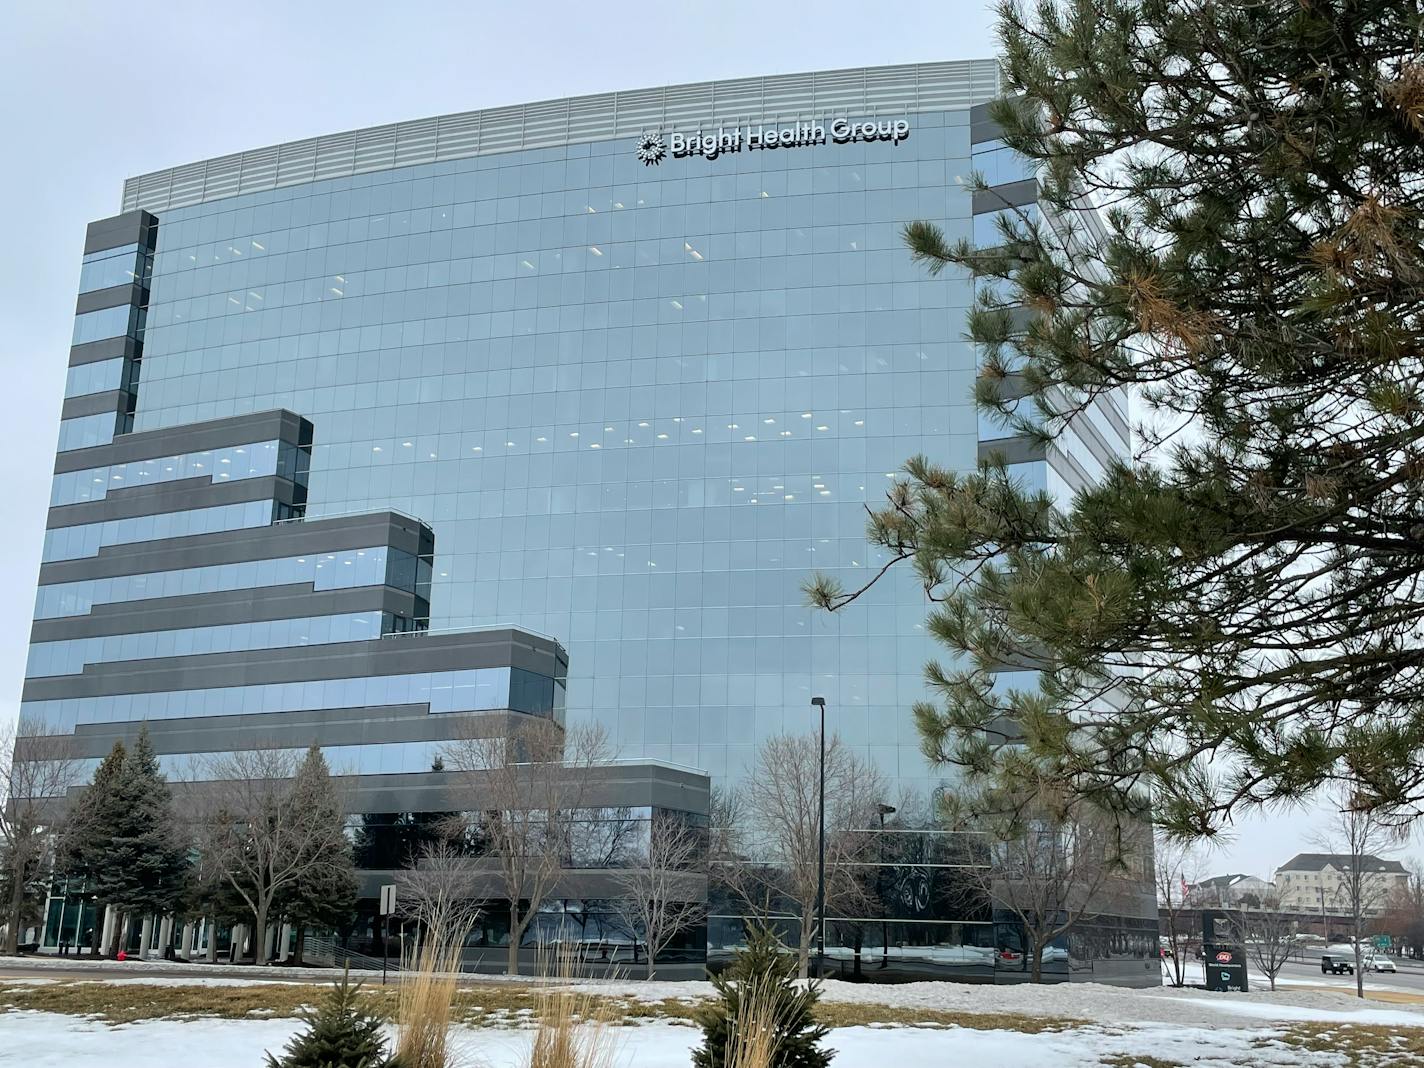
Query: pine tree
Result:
<box><xmin>277</xmin><ymin>747</ymin><xmax>358</xmax><ymax>965</ymax></box>
<box><xmin>693</xmin><ymin>926</ymin><xmax>833</xmax><ymax>1068</ymax></box>
<box><xmin>57</xmin><ymin>741</ymin><xmax>126</xmax><ymax>953</ymax></box>
<box><xmin>264</xmin><ymin>967</ymin><xmax>399</xmax><ymax>1068</ymax></box>
<box><xmin>95</xmin><ymin>726</ymin><xmax>188</xmax><ymax>920</ymax></box>
<box><xmin>808</xmin><ymin>0</ymin><xmax>1424</xmax><ymax>834</ymax></box>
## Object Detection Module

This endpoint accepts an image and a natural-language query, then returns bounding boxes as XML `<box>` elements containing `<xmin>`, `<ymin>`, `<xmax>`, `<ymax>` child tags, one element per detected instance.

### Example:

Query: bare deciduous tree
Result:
<box><xmin>612</xmin><ymin>809</ymin><xmax>707</xmax><ymax>978</ymax></box>
<box><xmin>955</xmin><ymin>786</ymin><xmax>1133</xmax><ymax>985</ymax></box>
<box><xmin>735</xmin><ymin>733</ymin><xmax>888</xmax><ymax>978</ymax></box>
<box><xmin>1382</xmin><ymin>862</ymin><xmax>1424</xmax><ymax>961</ymax></box>
<box><xmin>1315</xmin><ymin>790</ymin><xmax>1406</xmax><ymax>998</ymax></box>
<box><xmin>1154</xmin><ymin>830</ymin><xmax>1203</xmax><ymax>987</ymax></box>
<box><xmin>442</xmin><ymin>717</ymin><xmax>611</xmax><ymax>976</ymax></box>
<box><xmin>200</xmin><ymin>746</ymin><xmax>350</xmax><ymax>965</ymax></box>
<box><xmin>396</xmin><ymin>838</ymin><xmax>485</xmax><ymax>935</ymax></box>
<box><xmin>1</xmin><ymin>719</ymin><xmax>79</xmax><ymax>953</ymax></box>
<box><xmin>1241</xmin><ymin>896</ymin><xmax>1298</xmax><ymax>991</ymax></box>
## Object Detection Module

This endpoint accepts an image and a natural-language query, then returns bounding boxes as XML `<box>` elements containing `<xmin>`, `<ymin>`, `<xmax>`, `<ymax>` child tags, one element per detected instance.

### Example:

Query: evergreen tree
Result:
<box><xmin>693</xmin><ymin>925</ymin><xmax>832</xmax><ymax>1068</ymax></box>
<box><xmin>264</xmin><ymin>967</ymin><xmax>399</xmax><ymax>1068</ymax></box>
<box><xmin>214</xmin><ymin>745</ymin><xmax>353</xmax><ymax>964</ymax></box>
<box><xmin>57</xmin><ymin>741</ymin><xmax>126</xmax><ymax>953</ymax></box>
<box><xmin>278</xmin><ymin>747</ymin><xmax>358</xmax><ymax>964</ymax></box>
<box><xmin>809</xmin><ymin>0</ymin><xmax>1424</xmax><ymax>835</ymax></box>
<box><xmin>95</xmin><ymin>726</ymin><xmax>188</xmax><ymax>918</ymax></box>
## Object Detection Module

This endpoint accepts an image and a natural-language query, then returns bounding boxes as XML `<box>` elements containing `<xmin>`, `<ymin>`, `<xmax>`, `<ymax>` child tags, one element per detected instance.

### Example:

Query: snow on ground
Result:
<box><xmin>8</xmin><ymin>954</ymin><xmax>1422</xmax><ymax>1031</ymax></box>
<box><xmin>0</xmin><ymin>1012</ymin><xmax>1344</xmax><ymax>1068</ymax></box>
<box><xmin>1169</xmin><ymin>995</ymin><xmax>1424</xmax><ymax>1027</ymax></box>
<box><xmin>568</xmin><ymin>972</ymin><xmax>1424</xmax><ymax>1030</ymax></box>
<box><xmin>94</xmin><ymin>976</ymin><xmax>308</xmax><ymax>988</ymax></box>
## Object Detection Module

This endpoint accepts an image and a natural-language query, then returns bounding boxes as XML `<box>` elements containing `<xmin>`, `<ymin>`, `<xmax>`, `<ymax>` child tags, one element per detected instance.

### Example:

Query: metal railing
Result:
<box><xmin>304</xmin><ymin>935</ymin><xmax>398</xmax><ymax>974</ymax></box>
<box><xmin>273</xmin><ymin>506</ymin><xmax>430</xmax><ymax>528</ymax></box>
<box><xmin>379</xmin><ymin>622</ymin><xmax>562</xmax><ymax>645</ymax></box>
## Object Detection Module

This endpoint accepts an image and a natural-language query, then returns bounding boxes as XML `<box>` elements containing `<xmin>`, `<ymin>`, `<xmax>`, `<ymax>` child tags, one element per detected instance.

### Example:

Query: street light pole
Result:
<box><xmin>877</xmin><ymin>803</ymin><xmax>896</xmax><ymax>970</ymax></box>
<box><xmin>811</xmin><ymin>696</ymin><xmax>826</xmax><ymax>979</ymax></box>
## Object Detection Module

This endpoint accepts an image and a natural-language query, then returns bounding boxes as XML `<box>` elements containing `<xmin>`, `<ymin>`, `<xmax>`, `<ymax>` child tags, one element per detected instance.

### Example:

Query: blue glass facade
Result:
<box><xmin>121</xmin><ymin>102</ymin><xmax>998</xmax><ymax>794</ymax></box>
<box><xmin>17</xmin><ymin>62</ymin><xmax>1160</xmax><ymax>982</ymax></box>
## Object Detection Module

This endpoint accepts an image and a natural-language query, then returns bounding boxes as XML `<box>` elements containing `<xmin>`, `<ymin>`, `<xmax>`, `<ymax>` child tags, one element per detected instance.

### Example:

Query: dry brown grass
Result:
<box><xmin>0</xmin><ymin>978</ymin><xmax>1087</xmax><ymax>1034</ymax></box>
<box><xmin>521</xmin><ymin>949</ymin><xmax>621</xmax><ymax>1068</ymax></box>
<box><xmin>1265</xmin><ymin>1021</ymin><xmax>1424</xmax><ymax>1067</ymax></box>
<box><xmin>394</xmin><ymin>919</ymin><xmax>471</xmax><ymax>1068</ymax></box>
<box><xmin>724</xmin><ymin>975</ymin><xmax>782</xmax><ymax>1068</ymax></box>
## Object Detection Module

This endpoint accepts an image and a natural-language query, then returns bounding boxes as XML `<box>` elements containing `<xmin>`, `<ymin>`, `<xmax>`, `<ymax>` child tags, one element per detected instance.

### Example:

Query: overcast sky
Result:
<box><xmin>0</xmin><ymin>0</ymin><xmax>1387</xmax><ymax>880</ymax></box>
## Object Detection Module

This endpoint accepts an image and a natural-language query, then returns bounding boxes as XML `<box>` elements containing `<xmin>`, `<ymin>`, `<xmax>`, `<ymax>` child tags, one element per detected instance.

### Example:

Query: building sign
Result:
<box><xmin>635</xmin><ymin>118</ymin><xmax>910</xmax><ymax>165</ymax></box>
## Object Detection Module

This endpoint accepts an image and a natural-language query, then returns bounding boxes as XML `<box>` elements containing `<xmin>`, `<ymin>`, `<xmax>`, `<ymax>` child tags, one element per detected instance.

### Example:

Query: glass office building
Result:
<box><xmin>113</xmin><ymin>59</ymin><xmax>1032</xmax><ymax>793</ymax></box>
<box><xmin>22</xmin><ymin>60</ymin><xmax>1153</xmax><ymax>981</ymax></box>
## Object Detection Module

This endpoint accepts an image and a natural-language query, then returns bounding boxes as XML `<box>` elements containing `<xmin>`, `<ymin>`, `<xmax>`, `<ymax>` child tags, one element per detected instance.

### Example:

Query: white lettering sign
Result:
<box><xmin>637</xmin><ymin>118</ymin><xmax>910</xmax><ymax>165</ymax></box>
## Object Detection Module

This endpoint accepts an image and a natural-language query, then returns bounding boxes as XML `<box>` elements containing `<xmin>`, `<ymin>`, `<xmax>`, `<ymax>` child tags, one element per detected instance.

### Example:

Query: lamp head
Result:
<box><xmin>810</xmin><ymin>696</ymin><xmax>825</xmax><ymax>708</ymax></box>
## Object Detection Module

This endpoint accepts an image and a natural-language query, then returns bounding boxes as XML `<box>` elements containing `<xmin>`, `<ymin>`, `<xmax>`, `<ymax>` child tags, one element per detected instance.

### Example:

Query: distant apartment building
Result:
<box><xmin>1274</xmin><ymin>853</ymin><xmax>1409</xmax><ymax>914</ymax></box>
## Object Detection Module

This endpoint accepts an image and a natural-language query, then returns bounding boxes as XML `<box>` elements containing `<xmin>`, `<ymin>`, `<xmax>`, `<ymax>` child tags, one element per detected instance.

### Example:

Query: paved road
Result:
<box><xmin>1275</xmin><ymin>956</ymin><xmax>1424</xmax><ymax>995</ymax></box>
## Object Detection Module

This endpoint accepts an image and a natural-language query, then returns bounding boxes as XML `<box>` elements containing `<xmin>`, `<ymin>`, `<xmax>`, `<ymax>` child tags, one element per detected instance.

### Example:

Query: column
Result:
<box><xmin>278</xmin><ymin>923</ymin><xmax>292</xmax><ymax>963</ymax></box>
<box><xmin>138</xmin><ymin>915</ymin><xmax>153</xmax><ymax>959</ymax></box>
<box><xmin>263</xmin><ymin>923</ymin><xmax>277</xmax><ymax>964</ymax></box>
<box><xmin>232</xmin><ymin>923</ymin><xmax>245</xmax><ymax>962</ymax></box>
<box><xmin>158</xmin><ymin>915</ymin><xmax>174</xmax><ymax>958</ymax></box>
<box><xmin>99</xmin><ymin>905</ymin><xmax>116</xmax><ymax>956</ymax></box>
<box><xmin>180</xmin><ymin>921</ymin><xmax>195</xmax><ymax>959</ymax></box>
<box><xmin>205</xmin><ymin>920</ymin><xmax>217</xmax><ymax>963</ymax></box>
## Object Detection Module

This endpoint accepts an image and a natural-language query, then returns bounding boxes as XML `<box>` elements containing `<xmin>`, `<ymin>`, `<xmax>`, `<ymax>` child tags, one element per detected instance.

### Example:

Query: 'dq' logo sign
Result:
<box><xmin>1215</xmin><ymin>951</ymin><xmax>1233</xmax><ymax>963</ymax></box>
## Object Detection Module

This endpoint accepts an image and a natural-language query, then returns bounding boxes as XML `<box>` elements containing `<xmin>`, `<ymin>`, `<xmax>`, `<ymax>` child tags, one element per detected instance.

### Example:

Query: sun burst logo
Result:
<box><xmin>636</xmin><ymin>132</ymin><xmax>667</xmax><ymax>166</ymax></box>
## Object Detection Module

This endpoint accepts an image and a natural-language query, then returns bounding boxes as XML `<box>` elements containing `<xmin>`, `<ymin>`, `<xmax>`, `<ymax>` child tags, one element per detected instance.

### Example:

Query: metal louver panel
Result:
<box><xmin>238</xmin><ymin>146</ymin><xmax>279</xmax><ymax>192</ymax></box>
<box><xmin>121</xmin><ymin>60</ymin><xmax>1003</xmax><ymax>212</ymax></box>
<box><xmin>435</xmin><ymin>113</ymin><xmax>481</xmax><ymax>160</ymax></box>
<box><xmin>395</xmin><ymin>118</ymin><xmax>439</xmax><ymax>167</ymax></box>
<box><xmin>275</xmin><ymin>140</ymin><xmax>319</xmax><ymax>186</ymax></box>
<box><xmin>313</xmin><ymin>132</ymin><xmax>357</xmax><ymax>181</ymax></box>
<box><xmin>353</xmin><ymin>126</ymin><xmax>398</xmax><ymax>174</ymax></box>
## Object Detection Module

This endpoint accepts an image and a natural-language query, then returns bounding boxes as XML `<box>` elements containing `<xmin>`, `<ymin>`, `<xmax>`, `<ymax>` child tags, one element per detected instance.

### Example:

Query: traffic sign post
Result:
<box><xmin>379</xmin><ymin>884</ymin><xmax>397</xmax><ymax>986</ymax></box>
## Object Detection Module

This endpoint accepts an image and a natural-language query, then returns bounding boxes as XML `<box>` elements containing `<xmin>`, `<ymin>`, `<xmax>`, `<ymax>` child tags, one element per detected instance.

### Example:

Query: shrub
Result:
<box><xmin>264</xmin><ymin>966</ymin><xmax>398</xmax><ymax>1068</ymax></box>
<box><xmin>693</xmin><ymin>926</ymin><xmax>833</xmax><ymax>1068</ymax></box>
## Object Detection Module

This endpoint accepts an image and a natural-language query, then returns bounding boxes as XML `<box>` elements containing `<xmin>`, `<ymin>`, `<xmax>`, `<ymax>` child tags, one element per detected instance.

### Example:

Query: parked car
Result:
<box><xmin>1321</xmin><ymin>954</ymin><xmax>1355</xmax><ymax>975</ymax></box>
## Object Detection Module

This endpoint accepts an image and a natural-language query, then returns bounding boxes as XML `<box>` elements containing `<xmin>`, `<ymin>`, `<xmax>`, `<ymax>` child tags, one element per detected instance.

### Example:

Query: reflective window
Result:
<box><xmin>56</xmin><ymin>413</ymin><xmax>119</xmax><ymax>453</ymax></box>
<box><xmin>49</xmin><ymin>439</ymin><xmax>300</xmax><ymax>507</ymax></box>
<box><xmin>33</xmin><ymin>545</ymin><xmax>414</xmax><ymax>619</ymax></box>
<box><xmin>25</xmin><ymin>610</ymin><xmax>389</xmax><ymax>677</ymax></box>
<box><xmin>971</xmin><ymin>141</ymin><xmax>1035</xmax><ymax>187</ymax></box>
<box><xmin>78</xmin><ymin>244</ymin><xmax>151</xmax><ymax>294</ymax></box>
<box><xmin>36</xmin><ymin>108</ymin><xmax>1122</xmax><ymax>794</ymax></box>
<box><xmin>72</xmin><ymin>305</ymin><xmax>140</xmax><ymax>346</ymax></box>
<box><xmin>973</xmin><ymin>204</ymin><xmax>1039</xmax><ymax>248</ymax></box>
<box><xmin>20</xmin><ymin>664</ymin><xmax>532</xmax><ymax>728</ymax></box>
<box><xmin>41</xmin><ymin>499</ymin><xmax>274</xmax><ymax>562</ymax></box>
<box><xmin>58</xmin><ymin>738</ymin><xmax>451</xmax><ymax>793</ymax></box>
<box><xmin>64</xmin><ymin>357</ymin><xmax>132</xmax><ymax>400</ymax></box>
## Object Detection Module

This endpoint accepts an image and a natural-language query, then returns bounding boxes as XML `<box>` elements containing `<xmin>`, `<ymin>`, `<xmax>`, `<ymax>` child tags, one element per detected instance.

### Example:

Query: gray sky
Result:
<box><xmin>0</xmin><ymin>0</ymin><xmax>1375</xmax><ymax>881</ymax></box>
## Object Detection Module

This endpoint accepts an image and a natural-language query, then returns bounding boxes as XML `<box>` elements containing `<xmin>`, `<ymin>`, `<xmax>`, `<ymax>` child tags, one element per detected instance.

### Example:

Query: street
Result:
<box><xmin>1274</xmin><ymin>956</ymin><xmax>1424</xmax><ymax>995</ymax></box>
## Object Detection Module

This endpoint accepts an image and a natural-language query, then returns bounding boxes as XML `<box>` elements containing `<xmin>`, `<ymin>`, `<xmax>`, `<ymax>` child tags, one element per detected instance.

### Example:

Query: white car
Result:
<box><xmin>1368</xmin><ymin>955</ymin><xmax>1398</xmax><ymax>973</ymax></box>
